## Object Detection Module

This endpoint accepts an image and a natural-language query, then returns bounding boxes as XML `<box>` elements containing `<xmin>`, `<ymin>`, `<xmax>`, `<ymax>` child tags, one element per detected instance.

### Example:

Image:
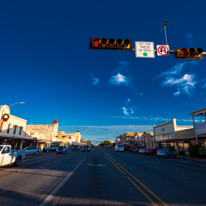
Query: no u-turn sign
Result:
<box><xmin>156</xmin><ymin>45</ymin><xmax>170</xmax><ymax>56</ymax></box>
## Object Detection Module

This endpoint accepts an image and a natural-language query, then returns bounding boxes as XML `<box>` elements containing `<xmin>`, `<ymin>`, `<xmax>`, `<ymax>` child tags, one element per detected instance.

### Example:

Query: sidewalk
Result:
<box><xmin>177</xmin><ymin>155</ymin><xmax>206</xmax><ymax>163</ymax></box>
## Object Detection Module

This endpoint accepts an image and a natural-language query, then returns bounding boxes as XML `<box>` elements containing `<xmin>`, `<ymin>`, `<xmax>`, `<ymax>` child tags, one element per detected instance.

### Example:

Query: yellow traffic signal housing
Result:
<box><xmin>174</xmin><ymin>48</ymin><xmax>203</xmax><ymax>60</ymax></box>
<box><xmin>89</xmin><ymin>38</ymin><xmax>133</xmax><ymax>51</ymax></box>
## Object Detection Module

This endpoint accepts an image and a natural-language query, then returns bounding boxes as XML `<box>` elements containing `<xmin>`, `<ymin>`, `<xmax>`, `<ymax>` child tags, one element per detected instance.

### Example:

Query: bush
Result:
<box><xmin>188</xmin><ymin>145</ymin><xmax>202</xmax><ymax>158</ymax></box>
<box><xmin>178</xmin><ymin>150</ymin><xmax>186</xmax><ymax>155</ymax></box>
<box><xmin>199</xmin><ymin>147</ymin><xmax>206</xmax><ymax>156</ymax></box>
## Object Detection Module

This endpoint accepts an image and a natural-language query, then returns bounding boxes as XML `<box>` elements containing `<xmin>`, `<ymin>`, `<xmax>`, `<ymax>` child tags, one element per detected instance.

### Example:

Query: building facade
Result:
<box><xmin>140</xmin><ymin>131</ymin><xmax>153</xmax><ymax>148</ymax></box>
<box><xmin>153</xmin><ymin>118</ymin><xmax>196</xmax><ymax>153</ymax></box>
<box><xmin>57</xmin><ymin>130</ymin><xmax>81</xmax><ymax>145</ymax></box>
<box><xmin>190</xmin><ymin>107</ymin><xmax>206</xmax><ymax>147</ymax></box>
<box><xmin>26</xmin><ymin>119</ymin><xmax>59</xmax><ymax>150</ymax></box>
<box><xmin>0</xmin><ymin>105</ymin><xmax>33</xmax><ymax>149</ymax></box>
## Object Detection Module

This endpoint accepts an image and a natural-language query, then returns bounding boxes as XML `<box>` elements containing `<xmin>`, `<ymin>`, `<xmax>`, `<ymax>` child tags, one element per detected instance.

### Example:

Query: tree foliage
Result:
<box><xmin>99</xmin><ymin>140</ymin><xmax>111</xmax><ymax>146</ymax></box>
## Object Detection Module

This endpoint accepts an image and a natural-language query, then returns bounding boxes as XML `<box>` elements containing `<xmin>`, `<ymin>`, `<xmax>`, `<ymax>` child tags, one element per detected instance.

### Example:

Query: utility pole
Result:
<box><xmin>161</xmin><ymin>20</ymin><xmax>168</xmax><ymax>45</ymax></box>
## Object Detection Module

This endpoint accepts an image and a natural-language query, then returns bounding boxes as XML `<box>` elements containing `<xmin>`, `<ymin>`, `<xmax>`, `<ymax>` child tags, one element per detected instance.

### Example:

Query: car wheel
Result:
<box><xmin>14</xmin><ymin>157</ymin><xmax>21</xmax><ymax>166</ymax></box>
<box><xmin>35</xmin><ymin>151</ymin><xmax>39</xmax><ymax>155</ymax></box>
<box><xmin>158</xmin><ymin>156</ymin><xmax>160</xmax><ymax>158</ymax></box>
<box><xmin>174</xmin><ymin>155</ymin><xmax>177</xmax><ymax>159</ymax></box>
<box><xmin>46</xmin><ymin>149</ymin><xmax>49</xmax><ymax>152</ymax></box>
<box><xmin>168</xmin><ymin>155</ymin><xmax>171</xmax><ymax>159</ymax></box>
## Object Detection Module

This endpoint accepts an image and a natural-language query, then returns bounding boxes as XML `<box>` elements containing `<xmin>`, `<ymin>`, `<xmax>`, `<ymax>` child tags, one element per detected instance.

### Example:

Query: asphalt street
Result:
<box><xmin>0</xmin><ymin>148</ymin><xmax>206</xmax><ymax>206</ymax></box>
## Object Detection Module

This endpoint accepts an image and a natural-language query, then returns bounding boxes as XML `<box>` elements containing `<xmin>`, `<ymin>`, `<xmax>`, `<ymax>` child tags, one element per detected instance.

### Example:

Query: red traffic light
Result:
<box><xmin>175</xmin><ymin>48</ymin><xmax>204</xmax><ymax>60</ymax></box>
<box><xmin>89</xmin><ymin>38</ymin><xmax>133</xmax><ymax>51</ymax></box>
<box><xmin>93</xmin><ymin>38</ymin><xmax>99</xmax><ymax>47</ymax></box>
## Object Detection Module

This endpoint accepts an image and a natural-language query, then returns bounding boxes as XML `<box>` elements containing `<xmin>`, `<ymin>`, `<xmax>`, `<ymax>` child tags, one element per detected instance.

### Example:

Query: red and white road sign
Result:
<box><xmin>156</xmin><ymin>45</ymin><xmax>170</xmax><ymax>56</ymax></box>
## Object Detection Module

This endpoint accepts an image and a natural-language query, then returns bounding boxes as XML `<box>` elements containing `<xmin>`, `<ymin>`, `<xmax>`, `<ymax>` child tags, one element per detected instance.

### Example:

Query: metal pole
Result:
<box><xmin>164</xmin><ymin>26</ymin><xmax>168</xmax><ymax>45</ymax></box>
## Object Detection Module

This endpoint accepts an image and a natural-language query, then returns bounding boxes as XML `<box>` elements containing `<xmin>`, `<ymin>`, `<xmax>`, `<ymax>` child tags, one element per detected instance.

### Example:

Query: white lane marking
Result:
<box><xmin>39</xmin><ymin>158</ymin><xmax>85</xmax><ymax>206</ymax></box>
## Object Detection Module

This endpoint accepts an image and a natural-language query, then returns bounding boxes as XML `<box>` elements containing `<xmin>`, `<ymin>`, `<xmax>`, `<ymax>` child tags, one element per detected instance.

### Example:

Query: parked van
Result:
<box><xmin>115</xmin><ymin>144</ymin><xmax>124</xmax><ymax>152</ymax></box>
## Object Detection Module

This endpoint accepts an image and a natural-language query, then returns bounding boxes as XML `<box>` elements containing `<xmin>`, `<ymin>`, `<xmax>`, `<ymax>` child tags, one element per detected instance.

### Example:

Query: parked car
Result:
<box><xmin>124</xmin><ymin>145</ymin><xmax>131</xmax><ymax>151</ymax></box>
<box><xmin>138</xmin><ymin>147</ymin><xmax>146</xmax><ymax>154</ymax></box>
<box><xmin>114</xmin><ymin>144</ymin><xmax>124</xmax><ymax>152</ymax></box>
<box><xmin>145</xmin><ymin>148</ymin><xmax>157</xmax><ymax>155</ymax></box>
<box><xmin>72</xmin><ymin>145</ymin><xmax>80</xmax><ymax>151</ymax></box>
<box><xmin>68</xmin><ymin>146</ymin><xmax>73</xmax><ymax>150</ymax></box>
<box><xmin>157</xmin><ymin>148</ymin><xmax>177</xmax><ymax>158</ymax></box>
<box><xmin>82</xmin><ymin>145</ymin><xmax>90</xmax><ymax>152</ymax></box>
<box><xmin>23</xmin><ymin>146</ymin><xmax>42</xmax><ymax>155</ymax></box>
<box><xmin>47</xmin><ymin>145</ymin><xmax>60</xmax><ymax>151</ymax></box>
<box><xmin>130</xmin><ymin>147</ymin><xmax>138</xmax><ymax>153</ymax></box>
<box><xmin>43</xmin><ymin>148</ymin><xmax>49</xmax><ymax>152</ymax></box>
<box><xmin>56</xmin><ymin>146</ymin><xmax>68</xmax><ymax>154</ymax></box>
<box><xmin>0</xmin><ymin>145</ymin><xmax>25</xmax><ymax>166</ymax></box>
<box><xmin>136</xmin><ymin>146</ymin><xmax>144</xmax><ymax>152</ymax></box>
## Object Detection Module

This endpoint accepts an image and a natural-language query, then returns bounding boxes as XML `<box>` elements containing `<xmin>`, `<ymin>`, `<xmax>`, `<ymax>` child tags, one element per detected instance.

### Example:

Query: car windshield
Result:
<box><xmin>0</xmin><ymin>146</ymin><xmax>3</xmax><ymax>151</ymax></box>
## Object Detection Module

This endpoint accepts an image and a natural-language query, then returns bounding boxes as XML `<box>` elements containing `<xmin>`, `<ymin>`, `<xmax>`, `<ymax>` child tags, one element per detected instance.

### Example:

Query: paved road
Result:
<box><xmin>0</xmin><ymin>148</ymin><xmax>206</xmax><ymax>206</ymax></box>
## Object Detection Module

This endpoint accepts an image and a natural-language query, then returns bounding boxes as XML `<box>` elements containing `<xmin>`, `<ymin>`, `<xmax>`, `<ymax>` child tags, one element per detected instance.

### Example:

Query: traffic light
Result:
<box><xmin>174</xmin><ymin>48</ymin><xmax>203</xmax><ymax>59</ymax></box>
<box><xmin>89</xmin><ymin>38</ymin><xmax>133</xmax><ymax>51</ymax></box>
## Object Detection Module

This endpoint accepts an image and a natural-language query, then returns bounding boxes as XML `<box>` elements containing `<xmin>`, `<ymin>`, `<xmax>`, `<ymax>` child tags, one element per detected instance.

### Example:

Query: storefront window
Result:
<box><xmin>178</xmin><ymin>142</ymin><xmax>184</xmax><ymax>151</ymax></box>
<box><xmin>159</xmin><ymin>135</ymin><xmax>163</xmax><ymax>140</ymax></box>
<box><xmin>155</xmin><ymin>135</ymin><xmax>159</xmax><ymax>140</ymax></box>
<box><xmin>168</xmin><ymin>133</ymin><xmax>173</xmax><ymax>139</ymax></box>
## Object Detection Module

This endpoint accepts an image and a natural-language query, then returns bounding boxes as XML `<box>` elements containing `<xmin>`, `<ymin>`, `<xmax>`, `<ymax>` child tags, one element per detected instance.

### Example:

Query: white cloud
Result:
<box><xmin>163</xmin><ymin>74</ymin><xmax>196</xmax><ymax>96</ymax></box>
<box><xmin>127</xmin><ymin>99</ymin><xmax>131</xmax><ymax>102</ymax></box>
<box><xmin>155</xmin><ymin>62</ymin><xmax>187</xmax><ymax>78</ymax></box>
<box><xmin>173</xmin><ymin>91</ymin><xmax>180</xmax><ymax>97</ymax></box>
<box><xmin>109</xmin><ymin>73</ymin><xmax>128</xmax><ymax>86</ymax></box>
<box><xmin>122</xmin><ymin>107</ymin><xmax>129</xmax><ymax>115</ymax></box>
<box><xmin>89</xmin><ymin>74</ymin><xmax>99</xmax><ymax>85</ymax></box>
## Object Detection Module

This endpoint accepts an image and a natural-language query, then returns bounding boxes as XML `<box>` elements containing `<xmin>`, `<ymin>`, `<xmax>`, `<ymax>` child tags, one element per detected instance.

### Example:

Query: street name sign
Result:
<box><xmin>135</xmin><ymin>42</ymin><xmax>155</xmax><ymax>58</ymax></box>
<box><xmin>156</xmin><ymin>45</ymin><xmax>170</xmax><ymax>56</ymax></box>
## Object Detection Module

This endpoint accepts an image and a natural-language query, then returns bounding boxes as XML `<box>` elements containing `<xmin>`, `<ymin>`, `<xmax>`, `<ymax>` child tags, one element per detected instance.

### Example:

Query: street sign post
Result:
<box><xmin>135</xmin><ymin>42</ymin><xmax>155</xmax><ymax>58</ymax></box>
<box><xmin>156</xmin><ymin>45</ymin><xmax>170</xmax><ymax>56</ymax></box>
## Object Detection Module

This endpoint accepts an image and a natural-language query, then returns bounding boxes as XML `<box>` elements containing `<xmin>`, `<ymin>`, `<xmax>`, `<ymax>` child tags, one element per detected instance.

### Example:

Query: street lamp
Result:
<box><xmin>9</xmin><ymin>102</ymin><xmax>25</xmax><ymax>107</ymax></box>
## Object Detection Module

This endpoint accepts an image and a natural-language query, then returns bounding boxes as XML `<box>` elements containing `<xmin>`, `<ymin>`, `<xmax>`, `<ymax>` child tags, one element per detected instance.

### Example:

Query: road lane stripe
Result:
<box><xmin>106</xmin><ymin>156</ymin><xmax>157</xmax><ymax>206</ymax></box>
<box><xmin>39</xmin><ymin>158</ymin><xmax>85</xmax><ymax>206</ymax></box>
<box><xmin>103</xmin><ymin>151</ymin><xmax>169</xmax><ymax>206</ymax></box>
<box><xmin>127</xmin><ymin>176</ymin><xmax>158</xmax><ymax>206</ymax></box>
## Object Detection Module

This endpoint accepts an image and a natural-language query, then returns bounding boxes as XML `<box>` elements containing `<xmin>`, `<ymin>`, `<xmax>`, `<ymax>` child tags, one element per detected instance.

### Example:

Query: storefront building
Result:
<box><xmin>26</xmin><ymin>119</ymin><xmax>59</xmax><ymax>150</ymax></box>
<box><xmin>0</xmin><ymin>105</ymin><xmax>33</xmax><ymax>149</ymax></box>
<box><xmin>153</xmin><ymin>118</ymin><xmax>195</xmax><ymax>153</ymax></box>
<box><xmin>57</xmin><ymin>130</ymin><xmax>81</xmax><ymax>146</ymax></box>
<box><xmin>141</xmin><ymin>131</ymin><xmax>153</xmax><ymax>148</ymax></box>
<box><xmin>190</xmin><ymin>107</ymin><xmax>206</xmax><ymax>147</ymax></box>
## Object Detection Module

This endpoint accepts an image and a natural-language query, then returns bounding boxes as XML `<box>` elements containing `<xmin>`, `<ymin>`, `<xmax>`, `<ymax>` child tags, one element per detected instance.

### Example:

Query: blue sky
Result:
<box><xmin>2</xmin><ymin>0</ymin><xmax>206</xmax><ymax>142</ymax></box>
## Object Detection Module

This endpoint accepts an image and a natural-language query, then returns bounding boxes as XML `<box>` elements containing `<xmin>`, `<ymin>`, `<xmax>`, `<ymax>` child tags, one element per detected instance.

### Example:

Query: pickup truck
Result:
<box><xmin>0</xmin><ymin>145</ymin><xmax>25</xmax><ymax>167</ymax></box>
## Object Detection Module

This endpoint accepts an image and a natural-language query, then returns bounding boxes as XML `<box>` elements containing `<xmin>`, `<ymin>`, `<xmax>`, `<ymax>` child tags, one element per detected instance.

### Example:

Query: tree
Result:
<box><xmin>87</xmin><ymin>141</ymin><xmax>93</xmax><ymax>146</ymax></box>
<box><xmin>99</xmin><ymin>140</ymin><xmax>111</xmax><ymax>146</ymax></box>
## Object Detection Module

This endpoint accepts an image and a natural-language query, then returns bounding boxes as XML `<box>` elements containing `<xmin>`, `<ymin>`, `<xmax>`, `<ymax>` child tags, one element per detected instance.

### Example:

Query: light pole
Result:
<box><xmin>9</xmin><ymin>102</ymin><xmax>25</xmax><ymax>107</ymax></box>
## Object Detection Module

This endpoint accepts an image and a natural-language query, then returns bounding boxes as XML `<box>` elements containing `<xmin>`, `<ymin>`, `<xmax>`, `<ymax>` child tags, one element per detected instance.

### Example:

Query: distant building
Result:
<box><xmin>140</xmin><ymin>131</ymin><xmax>153</xmax><ymax>148</ymax></box>
<box><xmin>118</xmin><ymin>132</ymin><xmax>143</xmax><ymax>145</ymax></box>
<box><xmin>57</xmin><ymin>130</ymin><xmax>81</xmax><ymax>145</ymax></box>
<box><xmin>0</xmin><ymin>105</ymin><xmax>33</xmax><ymax>149</ymax></box>
<box><xmin>26</xmin><ymin>119</ymin><xmax>59</xmax><ymax>150</ymax></box>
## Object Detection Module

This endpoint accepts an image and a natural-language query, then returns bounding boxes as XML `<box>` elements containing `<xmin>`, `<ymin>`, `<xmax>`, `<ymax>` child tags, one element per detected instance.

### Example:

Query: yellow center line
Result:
<box><xmin>106</xmin><ymin>156</ymin><xmax>157</xmax><ymax>206</ymax></box>
<box><xmin>102</xmin><ymin>150</ymin><xmax>169</xmax><ymax>206</ymax></box>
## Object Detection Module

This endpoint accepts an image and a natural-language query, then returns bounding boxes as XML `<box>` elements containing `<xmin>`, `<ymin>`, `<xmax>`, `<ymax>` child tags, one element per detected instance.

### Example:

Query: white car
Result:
<box><xmin>139</xmin><ymin>147</ymin><xmax>146</xmax><ymax>154</ymax></box>
<box><xmin>23</xmin><ymin>146</ymin><xmax>42</xmax><ymax>155</ymax></box>
<box><xmin>0</xmin><ymin>145</ymin><xmax>25</xmax><ymax>166</ymax></box>
<box><xmin>115</xmin><ymin>144</ymin><xmax>124</xmax><ymax>152</ymax></box>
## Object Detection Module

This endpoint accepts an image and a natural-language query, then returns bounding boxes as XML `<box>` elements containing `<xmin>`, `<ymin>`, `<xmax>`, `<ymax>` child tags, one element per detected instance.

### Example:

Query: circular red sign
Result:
<box><xmin>157</xmin><ymin>46</ymin><xmax>169</xmax><ymax>55</ymax></box>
